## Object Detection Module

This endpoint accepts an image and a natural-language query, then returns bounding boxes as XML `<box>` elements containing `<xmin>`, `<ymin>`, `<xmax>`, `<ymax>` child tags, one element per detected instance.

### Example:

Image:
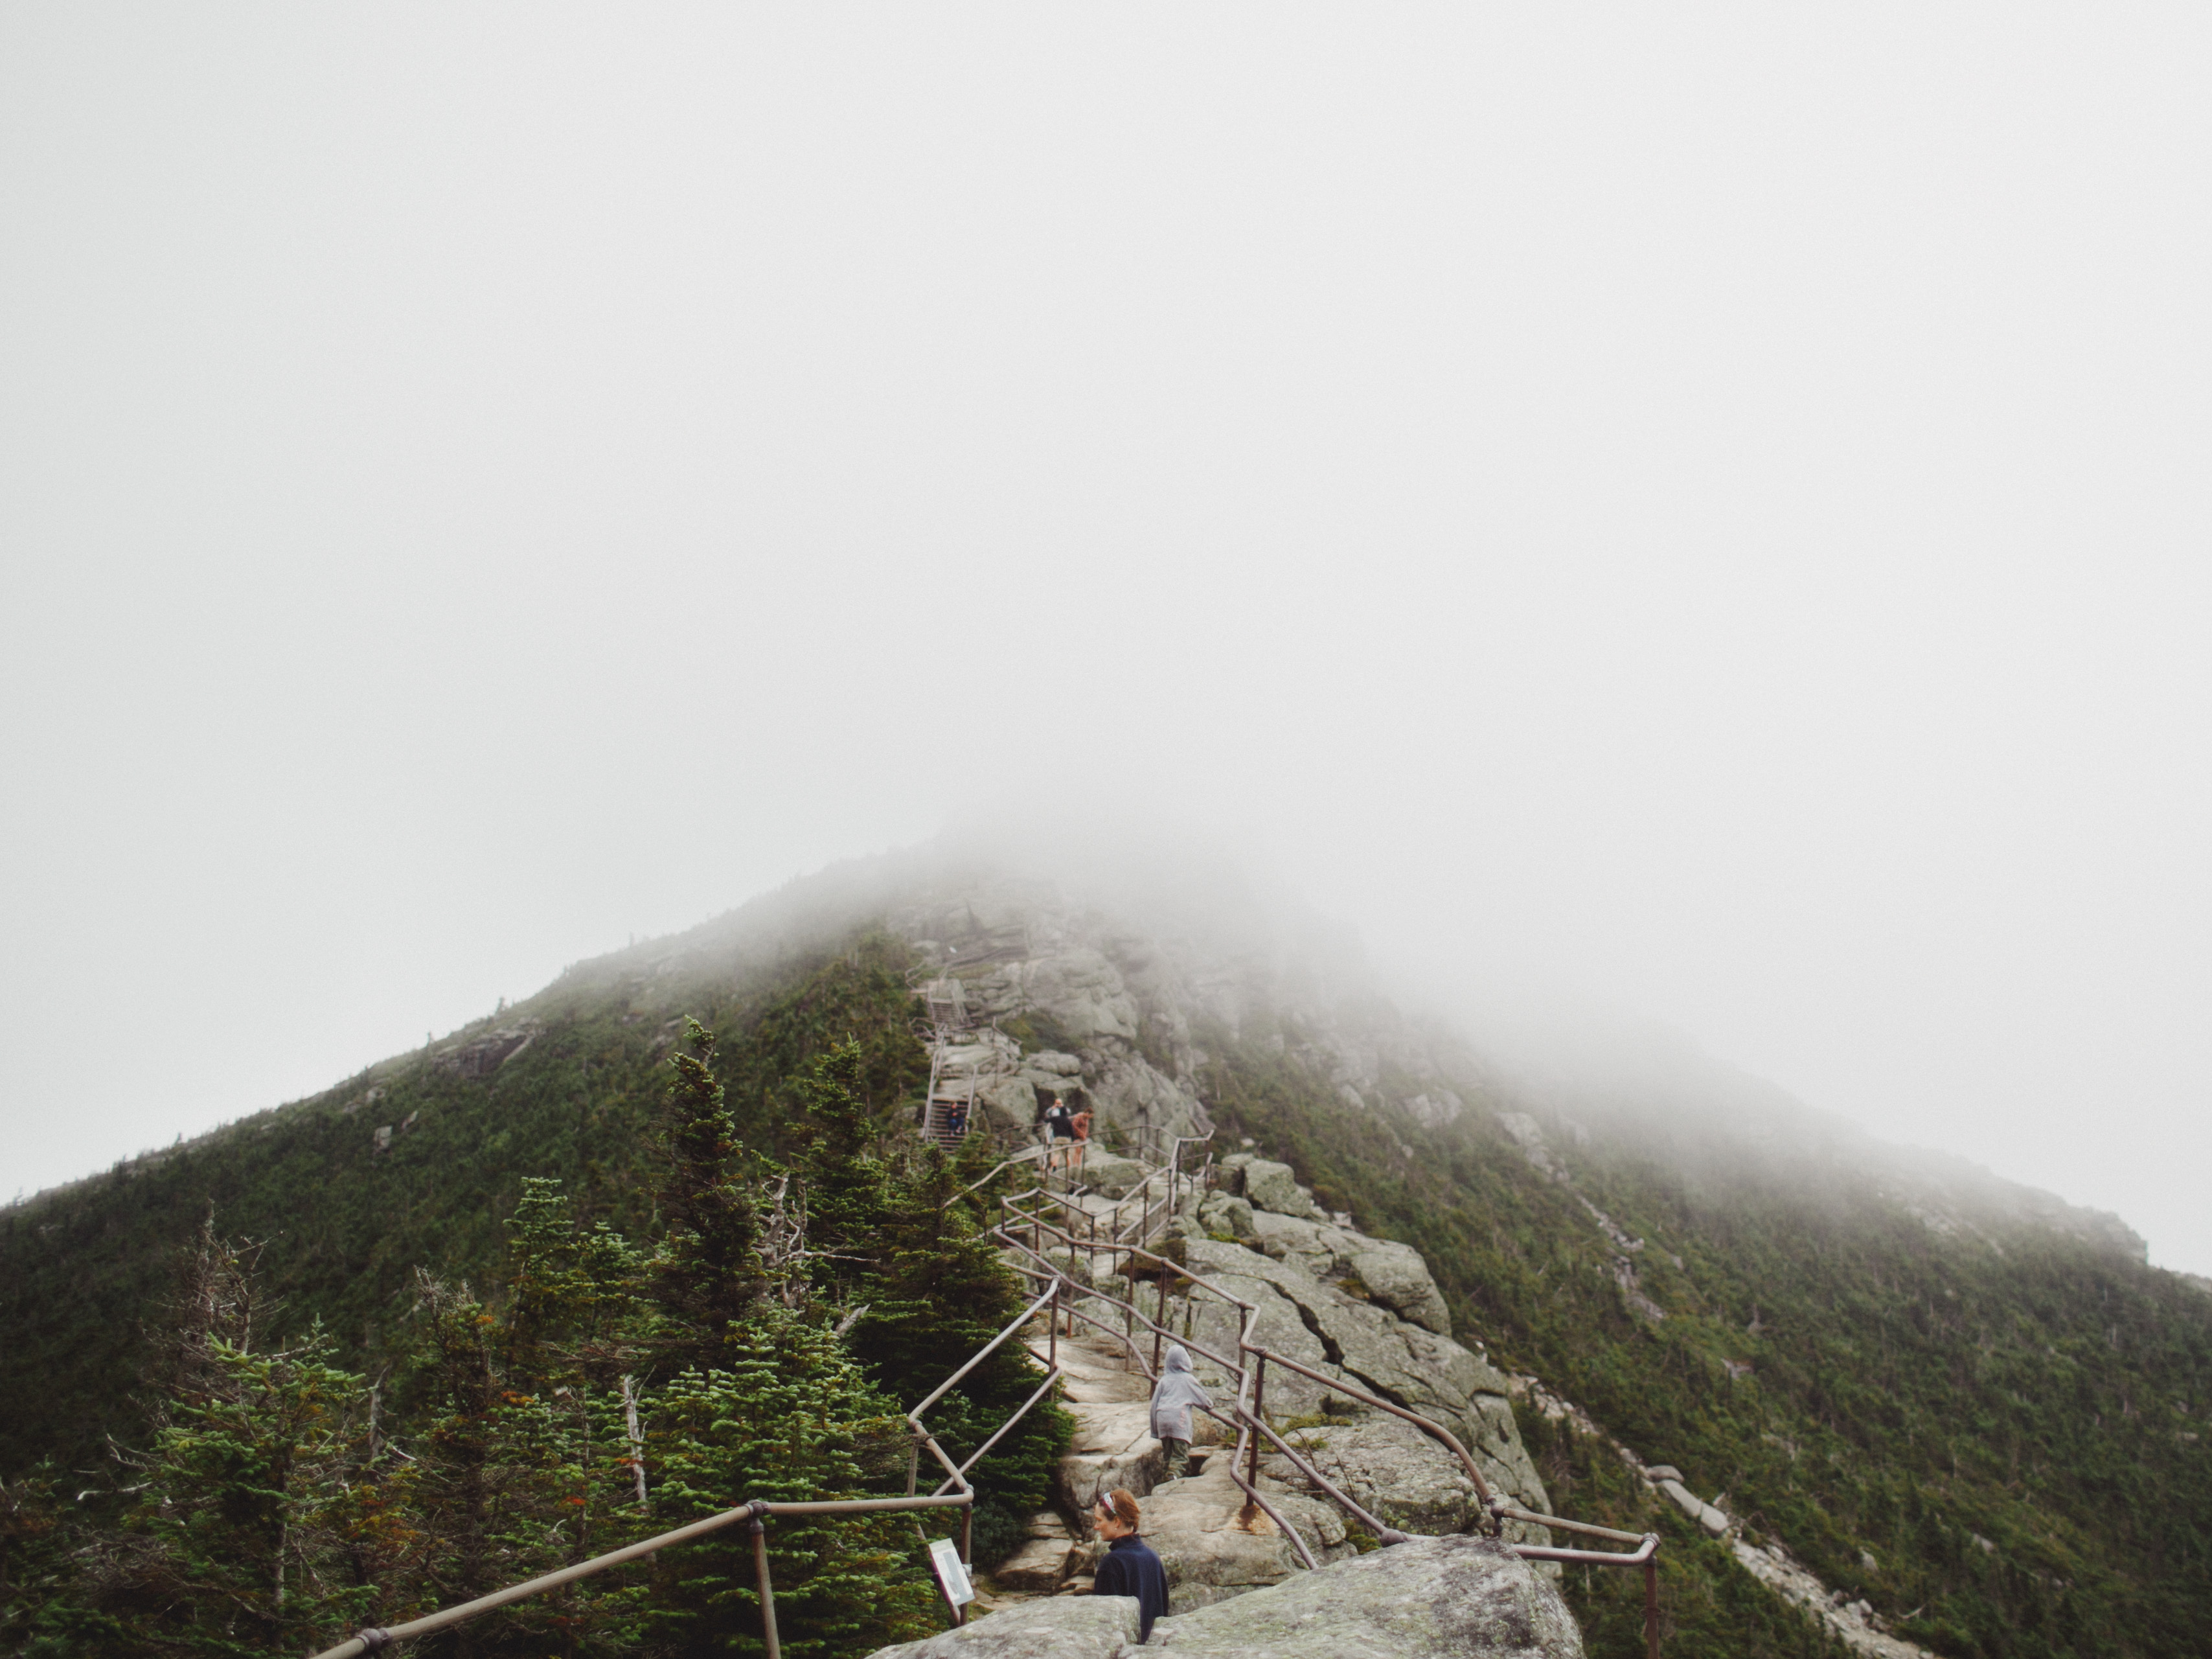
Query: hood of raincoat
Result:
<box><xmin>1150</xmin><ymin>1343</ymin><xmax>1213</xmax><ymax>1443</ymax></box>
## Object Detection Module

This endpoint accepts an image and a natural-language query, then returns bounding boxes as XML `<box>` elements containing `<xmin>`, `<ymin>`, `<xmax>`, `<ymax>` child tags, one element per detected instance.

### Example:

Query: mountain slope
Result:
<box><xmin>5</xmin><ymin>845</ymin><xmax>2206</xmax><ymax>1658</ymax></box>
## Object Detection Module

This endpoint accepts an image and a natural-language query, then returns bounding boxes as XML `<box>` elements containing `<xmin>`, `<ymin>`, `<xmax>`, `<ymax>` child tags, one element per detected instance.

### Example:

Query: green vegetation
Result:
<box><xmin>1196</xmin><ymin>1011</ymin><xmax>2212</xmax><ymax>1659</ymax></box>
<box><xmin>0</xmin><ymin>945</ymin><xmax>1063</xmax><ymax>1657</ymax></box>
<box><xmin>6</xmin><ymin>904</ymin><xmax>2210</xmax><ymax>1658</ymax></box>
<box><xmin>0</xmin><ymin>933</ymin><xmax>931</xmax><ymax>1483</ymax></box>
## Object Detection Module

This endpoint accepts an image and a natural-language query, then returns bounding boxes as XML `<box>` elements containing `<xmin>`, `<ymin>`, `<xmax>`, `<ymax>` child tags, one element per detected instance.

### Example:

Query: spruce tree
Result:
<box><xmin>638</xmin><ymin>1310</ymin><xmax>934</xmax><ymax>1659</ymax></box>
<box><xmin>391</xmin><ymin>1182</ymin><xmax>652</xmax><ymax>1656</ymax></box>
<box><xmin>650</xmin><ymin>1020</ymin><xmax>766</xmax><ymax>1366</ymax></box>
<box><xmin>791</xmin><ymin>1046</ymin><xmax>1071</xmax><ymax>1569</ymax></box>
<box><xmin>58</xmin><ymin>1221</ymin><xmax>381</xmax><ymax>1658</ymax></box>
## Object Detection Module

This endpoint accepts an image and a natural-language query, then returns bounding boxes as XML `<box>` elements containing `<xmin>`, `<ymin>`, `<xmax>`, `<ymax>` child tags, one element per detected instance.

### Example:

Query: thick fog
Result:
<box><xmin>4</xmin><ymin>10</ymin><xmax>2208</xmax><ymax>1266</ymax></box>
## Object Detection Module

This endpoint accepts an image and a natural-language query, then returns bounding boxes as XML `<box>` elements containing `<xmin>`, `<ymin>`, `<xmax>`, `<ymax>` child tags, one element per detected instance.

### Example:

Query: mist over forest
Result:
<box><xmin>3</xmin><ymin>8</ymin><xmax>2209</xmax><ymax>1656</ymax></box>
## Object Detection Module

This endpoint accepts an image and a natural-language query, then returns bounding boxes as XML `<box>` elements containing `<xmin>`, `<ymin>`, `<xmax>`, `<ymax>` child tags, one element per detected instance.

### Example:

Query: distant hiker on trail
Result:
<box><xmin>1042</xmin><ymin>1095</ymin><xmax>1073</xmax><ymax>1169</ymax></box>
<box><xmin>1069</xmin><ymin>1103</ymin><xmax>1093</xmax><ymax>1173</ymax></box>
<box><xmin>1150</xmin><ymin>1342</ymin><xmax>1211</xmax><ymax>1480</ymax></box>
<box><xmin>1090</xmin><ymin>1487</ymin><xmax>1169</xmax><ymax>1640</ymax></box>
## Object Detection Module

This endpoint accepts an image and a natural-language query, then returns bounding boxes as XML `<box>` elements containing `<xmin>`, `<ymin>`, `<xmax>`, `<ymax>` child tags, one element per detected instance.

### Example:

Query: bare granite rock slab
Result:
<box><xmin>1055</xmin><ymin>1399</ymin><xmax>1164</xmax><ymax>1510</ymax></box>
<box><xmin>994</xmin><ymin>1511</ymin><xmax>1080</xmax><ymax>1592</ymax></box>
<box><xmin>1266</xmin><ymin>1415</ymin><xmax>1483</xmax><ymax>1535</ymax></box>
<box><xmin>1143</xmin><ymin>1534</ymin><xmax>1583</xmax><ymax>1658</ymax></box>
<box><xmin>1073</xmin><ymin>1151</ymin><xmax>1152</xmax><ymax>1198</ymax></box>
<box><xmin>865</xmin><ymin>1594</ymin><xmax>1143</xmax><ymax>1659</ymax></box>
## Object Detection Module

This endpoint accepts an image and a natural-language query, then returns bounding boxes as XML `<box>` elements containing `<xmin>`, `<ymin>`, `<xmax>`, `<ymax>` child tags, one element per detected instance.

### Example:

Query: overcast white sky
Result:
<box><xmin>5</xmin><ymin>7</ymin><xmax>2208</xmax><ymax>1268</ymax></box>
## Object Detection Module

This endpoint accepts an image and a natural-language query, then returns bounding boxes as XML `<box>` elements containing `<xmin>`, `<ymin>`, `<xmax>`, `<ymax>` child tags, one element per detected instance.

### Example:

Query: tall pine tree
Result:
<box><xmin>651</xmin><ymin>1020</ymin><xmax>766</xmax><ymax>1369</ymax></box>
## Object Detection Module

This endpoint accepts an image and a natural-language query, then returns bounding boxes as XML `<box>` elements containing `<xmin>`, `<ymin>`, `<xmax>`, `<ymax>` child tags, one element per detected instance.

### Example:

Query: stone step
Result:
<box><xmin>992</xmin><ymin>1534</ymin><xmax>1080</xmax><ymax>1592</ymax></box>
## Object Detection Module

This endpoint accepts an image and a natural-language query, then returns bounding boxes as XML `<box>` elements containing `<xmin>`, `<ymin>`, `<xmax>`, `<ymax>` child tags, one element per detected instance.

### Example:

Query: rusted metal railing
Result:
<box><xmin>995</xmin><ymin>1185</ymin><xmax>1663</xmax><ymax>1658</ymax></box>
<box><xmin>310</xmin><ymin>1138</ymin><xmax>1662</xmax><ymax>1659</ymax></box>
<box><xmin>938</xmin><ymin>1143</ymin><xmax>1045</xmax><ymax>1210</ymax></box>
<box><xmin>310</xmin><ymin>1494</ymin><xmax>972</xmax><ymax>1659</ymax></box>
<box><xmin>309</xmin><ymin>1281</ymin><xmax>1065</xmax><ymax>1659</ymax></box>
<box><xmin>992</xmin><ymin>1213</ymin><xmax>1323</xmax><ymax>1566</ymax></box>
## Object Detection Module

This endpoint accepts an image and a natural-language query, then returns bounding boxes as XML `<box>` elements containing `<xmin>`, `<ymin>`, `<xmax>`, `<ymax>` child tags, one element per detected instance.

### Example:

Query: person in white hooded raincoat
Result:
<box><xmin>1149</xmin><ymin>1343</ymin><xmax>1212</xmax><ymax>1480</ymax></box>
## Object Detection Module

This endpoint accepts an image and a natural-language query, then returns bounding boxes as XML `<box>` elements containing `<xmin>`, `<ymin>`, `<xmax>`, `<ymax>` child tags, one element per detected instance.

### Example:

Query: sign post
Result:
<box><xmin>928</xmin><ymin>1537</ymin><xmax>975</xmax><ymax>1625</ymax></box>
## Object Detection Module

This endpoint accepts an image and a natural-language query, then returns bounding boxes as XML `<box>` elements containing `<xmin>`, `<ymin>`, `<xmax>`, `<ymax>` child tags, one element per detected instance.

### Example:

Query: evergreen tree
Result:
<box><xmin>391</xmin><ymin>1180</ymin><xmax>653</xmax><ymax>1656</ymax></box>
<box><xmin>651</xmin><ymin>1021</ymin><xmax>766</xmax><ymax>1367</ymax></box>
<box><xmin>0</xmin><ymin>1469</ymin><xmax>86</xmax><ymax>1657</ymax></box>
<box><xmin>65</xmin><ymin>1222</ymin><xmax>380</xmax><ymax>1658</ymax></box>
<box><xmin>637</xmin><ymin>1310</ymin><xmax>935</xmax><ymax>1659</ymax></box>
<box><xmin>790</xmin><ymin>1044</ymin><xmax>892</xmax><ymax>1311</ymax></box>
<box><xmin>791</xmin><ymin>1047</ymin><xmax>1072</xmax><ymax>1569</ymax></box>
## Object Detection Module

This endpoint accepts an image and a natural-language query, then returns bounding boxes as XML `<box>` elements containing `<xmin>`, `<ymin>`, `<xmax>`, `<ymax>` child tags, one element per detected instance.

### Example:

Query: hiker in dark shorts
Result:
<box><xmin>1068</xmin><ymin>1103</ymin><xmax>1093</xmax><ymax>1174</ymax></box>
<box><xmin>1090</xmin><ymin>1487</ymin><xmax>1169</xmax><ymax>1640</ymax></box>
<box><xmin>1042</xmin><ymin>1095</ymin><xmax>1073</xmax><ymax>1171</ymax></box>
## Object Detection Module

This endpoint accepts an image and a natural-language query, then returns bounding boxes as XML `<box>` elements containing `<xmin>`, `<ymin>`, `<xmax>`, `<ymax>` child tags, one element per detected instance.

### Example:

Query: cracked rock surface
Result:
<box><xmin>1160</xmin><ymin>1157</ymin><xmax>1551</xmax><ymax>1527</ymax></box>
<box><xmin>1145</xmin><ymin>1535</ymin><xmax>1582</xmax><ymax>1657</ymax></box>
<box><xmin>868</xmin><ymin>1594</ymin><xmax>1144</xmax><ymax>1659</ymax></box>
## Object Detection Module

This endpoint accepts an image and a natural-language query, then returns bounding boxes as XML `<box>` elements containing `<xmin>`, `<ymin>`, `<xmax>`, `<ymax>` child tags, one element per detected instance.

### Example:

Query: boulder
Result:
<box><xmin>1176</xmin><ymin>1244</ymin><xmax>1338</xmax><ymax>1415</ymax></box>
<box><xmin>1264</xmin><ymin>1415</ymin><xmax>1483</xmax><ymax>1535</ymax></box>
<box><xmin>1174</xmin><ymin>1239</ymin><xmax>1552</xmax><ymax>1518</ymax></box>
<box><xmin>1241</xmin><ymin>1161</ymin><xmax>1327</xmax><ymax>1221</ymax></box>
<box><xmin>1196</xmin><ymin>1191</ymin><xmax>1255</xmax><ymax>1239</ymax></box>
<box><xmin>1020</xmin><ymin>1050</ymin><xmax>1086</xmax><ymax>1091</ymax></box>
<box><xmin>1055</xmin><ymin>1401</ymin><xmax>1166</xmax><ymax>1511</ymax></box>
<box><xmin>1075</xmin><ymin>1152</ymin><xmax>1152</xmax><ymax>1199</ymax></box>
<box><xmin>1248</xmin><ymin>1211</ymin><xmax>1351</xmax><ymax>1276</ymax></box>
<box><xmin>1145</xmin><ymin>1533</ymin><xmax>1583</xmax><ymax>1657</ymax></box>
<box><xmin>865</xmin><ymin>1594</ymin><xmax>1141</xmax><ymax>1658</ymax></box>
<box><xmin>975</xmin><ymin>1073</ymin><xmax>1046</xmax><ymax>1140</ymax></box>
<box><xmin>1346</xmin><ymin>1239</ymin><xmax>1454</xmax><ymax>1336</ymax></box>
<box><xmin>1659</xmin><ymin>1479</ymin><xmax>1729</xmax><ymax>1537</ymax></box>
<box><xmin>992</xmin><ymin>1513</ymin><xmax>1080</xmax><ymax>1592</ymax></box>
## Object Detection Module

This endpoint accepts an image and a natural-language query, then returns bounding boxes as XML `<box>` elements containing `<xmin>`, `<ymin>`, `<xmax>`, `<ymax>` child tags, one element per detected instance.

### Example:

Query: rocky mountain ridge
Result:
<box><xmin>9</xmin><ymin>843</ymin><xmax>2207</xmax><ymax>1659</ymax></box>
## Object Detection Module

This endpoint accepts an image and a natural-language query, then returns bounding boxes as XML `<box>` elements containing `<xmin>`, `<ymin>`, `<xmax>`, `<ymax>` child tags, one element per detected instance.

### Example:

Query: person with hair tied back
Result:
<box><xmin>1089</xmin><ymin>1487</ymin><xmax>1169</xmax><ymax>1641</ymax></box>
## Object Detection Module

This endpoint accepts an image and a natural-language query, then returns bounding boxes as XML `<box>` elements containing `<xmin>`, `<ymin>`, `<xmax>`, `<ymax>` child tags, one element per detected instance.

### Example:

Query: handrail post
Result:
<box><xmin>1247</xmin><ymin>1352</ymin><xmax>1267</xmax><ymax>1491</ymax></box>
<box><xmin>1050</xmin><ymin>1279</ymin><xmax>1059</xmax><ymax>1370</ymax></box>
<box><xmin>1153</xmin><ymin>1268</ymin><xmax>1169</xmax><ymax>1375</ymax></box>
<box><xmin>1645</xmin><ymin>1553</ymin><xmax>1660</xmax><ymax>1659</ymax></box>
<box><xmin>749</xmin><ymin>1513</ymin><xmax>782</xmax><ymax>1659</ymax></box>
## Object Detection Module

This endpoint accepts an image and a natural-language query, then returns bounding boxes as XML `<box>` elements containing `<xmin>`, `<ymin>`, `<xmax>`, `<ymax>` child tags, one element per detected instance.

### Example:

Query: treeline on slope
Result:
<box><xmin>1185</xmin><ymin>1011</ymin><xmax>2212</xmax><ymax>1659</ymax></box>
<box><xmin>0</xmin><ymin>933</ymin><xmax>932</xmax><ymax>1484</ymax></box>
<box><xmin>2</xmin><ymin>1016</ymin><xmax>1067</xmax><ymax>1656</ymax></box>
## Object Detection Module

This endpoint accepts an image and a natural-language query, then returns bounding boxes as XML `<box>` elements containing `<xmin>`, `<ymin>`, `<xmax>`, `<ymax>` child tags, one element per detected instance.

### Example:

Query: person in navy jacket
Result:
<box><xmin>1089</xmin><ymin>1487</ymin><xmax>1169</xmax><ymax>1640</ymax></box>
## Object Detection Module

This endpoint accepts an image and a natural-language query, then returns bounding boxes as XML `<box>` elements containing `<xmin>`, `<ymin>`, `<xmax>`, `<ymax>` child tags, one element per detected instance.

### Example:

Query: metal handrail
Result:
<box><xmin>992</xmin><ymin>1225</ymin><xmax>1320</xmax><ymax>1569</ymax></box>
<box><xmin>1239</xmin><ymin>1343</ymin><xmax>1495</xmax><ymax>1507</ymax></box>
<box><xmin>938</xmin><ymin>1144</ymin><xmax>1045</xmax><ymax>1209</ymax></box>
<box><xmin>1237</xmin><ymin>1406</ymin><xmax>1406</xmax><ymax>1546</ymax></box>
<box><xmin>310</xmin><ymin>1136</ymin><xmax>1663</xmax><ymax>1659</ymax></box>
<box><xmin>994</xmin><ymin>1139</ymin><xmax>1658</xmax><ymax>1654</ymax></box>
<box><xmin>310</xmin><ymin>1494</ymin><xmax>970</xmax><ymax>1659</ymax></box>
<box><xmin>994</xmin><ymin>1205</ymin><xmax>1389</xmax><ymax>1570</ymax></box>
<box><xmin>310</xmin><ymin>1281</ymin><xmax>1068</xmax><ymax>1659</ymax></box>
<box><xmin>1492</xmin><ymin>1502</ymin><xmax>1652</xmax><ymax>1546</ymax></box>
<box><xmin>1021</xmin><ymin>1282</ymin><xmax>1317</xmax><ymax>1568</ymax></box>
<box><xmin>996</xmin><ymin>1181</ymin><xmax>1661</xmax><ymax>1659</ymax></box>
